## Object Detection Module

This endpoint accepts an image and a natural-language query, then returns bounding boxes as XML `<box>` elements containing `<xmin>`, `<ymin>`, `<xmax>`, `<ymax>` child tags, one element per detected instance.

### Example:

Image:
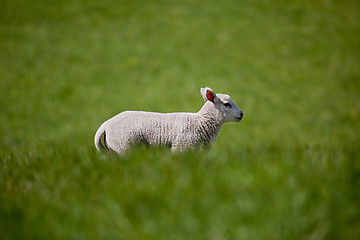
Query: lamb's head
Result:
<box><xmin>200</xmin><ymin>87</ymin><xmax>243</xmax><ymax>123</ymax></box>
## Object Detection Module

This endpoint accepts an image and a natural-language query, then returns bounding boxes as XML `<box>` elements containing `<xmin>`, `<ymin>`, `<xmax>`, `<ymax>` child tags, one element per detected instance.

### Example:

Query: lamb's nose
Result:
<box><xmin>240</xmin><ymin>111</ymin><xmax>243</xmax><ymax>118</ymax></box>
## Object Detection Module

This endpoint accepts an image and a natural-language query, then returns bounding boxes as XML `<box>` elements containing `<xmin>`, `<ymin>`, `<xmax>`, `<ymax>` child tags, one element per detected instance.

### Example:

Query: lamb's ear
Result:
<box><xmin>201</xmin><ymin>87</ymin><xmax>218</xmax><ymax>103</ymax></box>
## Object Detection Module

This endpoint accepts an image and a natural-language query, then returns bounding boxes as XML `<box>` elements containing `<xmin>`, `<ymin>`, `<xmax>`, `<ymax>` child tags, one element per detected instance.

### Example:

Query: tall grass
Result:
<box><xmin>1</xmin><ymin>0</ymin><xmax>359</xmax><ymax>239</ymax></box>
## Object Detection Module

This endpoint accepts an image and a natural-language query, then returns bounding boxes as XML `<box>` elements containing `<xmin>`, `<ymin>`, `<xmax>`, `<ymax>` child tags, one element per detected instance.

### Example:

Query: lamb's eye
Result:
<box><xmin>224</xmin><ymin>102</ymin><xmax>231</xmax><ymax>108</ymax></box>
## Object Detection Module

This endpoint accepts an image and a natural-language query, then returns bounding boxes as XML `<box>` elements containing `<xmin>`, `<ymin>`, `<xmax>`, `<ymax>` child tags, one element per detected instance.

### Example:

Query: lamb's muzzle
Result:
<box><xmin>94</xmin><ymin>87</ymin><xmax>243</xmax><ymax>155</ymax></box>
<box><xmin>235</xmin><ymin>111</ymin><xmax>244</xmax><ymax>121</ymax></box>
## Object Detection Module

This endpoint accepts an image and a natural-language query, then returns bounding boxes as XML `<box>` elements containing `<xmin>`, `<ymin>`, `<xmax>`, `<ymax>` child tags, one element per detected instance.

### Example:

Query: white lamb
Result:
<box><xmin>94</xmin><ymin>87</ymin><xmax>243</xmax><ymax>155</ymax></box>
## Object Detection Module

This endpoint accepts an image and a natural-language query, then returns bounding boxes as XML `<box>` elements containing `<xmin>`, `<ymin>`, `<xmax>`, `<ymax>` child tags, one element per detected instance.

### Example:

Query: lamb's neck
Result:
<box><xmin>196</xmin><ymin>103</ymin><xmax>224</xmax><ymax>142</ymax></box>
<box><xmin>198</xmin><ymin>102</ymin><xmax>223</xmax><ymax>124</ymax></box>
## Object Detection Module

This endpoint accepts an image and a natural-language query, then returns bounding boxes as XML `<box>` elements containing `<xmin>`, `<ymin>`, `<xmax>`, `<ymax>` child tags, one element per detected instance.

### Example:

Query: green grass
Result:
<box><xmin>1</xmin><ymin>0</ymin><xmax>359</xmax><ymax>239</ymax></box>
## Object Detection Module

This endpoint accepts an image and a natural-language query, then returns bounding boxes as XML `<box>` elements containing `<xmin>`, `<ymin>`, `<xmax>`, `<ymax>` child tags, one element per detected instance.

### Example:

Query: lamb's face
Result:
<box><xmin>200</xmin><ymin>87</ymin><xmax>244</xmax><ymax>123</ymax></box>
<box><xmin>216</xmin><ymin>94</ymin><xmax>243</xmax><ymax>122</ymax></box>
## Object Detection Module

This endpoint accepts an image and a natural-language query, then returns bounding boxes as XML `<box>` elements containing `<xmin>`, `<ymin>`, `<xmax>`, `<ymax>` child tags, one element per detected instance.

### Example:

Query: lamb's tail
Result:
<box><xmin>94</xmin><ymin>123</ymin><xmax>107</xmax><ymax>152</ymax></box>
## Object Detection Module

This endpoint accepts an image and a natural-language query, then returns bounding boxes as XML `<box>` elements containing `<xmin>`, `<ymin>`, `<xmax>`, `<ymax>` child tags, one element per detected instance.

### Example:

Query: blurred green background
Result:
<box><xmin>1</xmin><ymin>0</ymin><xmax>359</xmax><ymax>239</ymax></box>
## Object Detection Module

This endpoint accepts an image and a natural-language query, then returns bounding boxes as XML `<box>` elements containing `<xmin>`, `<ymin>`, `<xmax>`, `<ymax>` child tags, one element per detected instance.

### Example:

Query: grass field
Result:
<box><xmin>1</xmin><ymin>0</ymin><xmax>359</xmax><ymax>239</ymax></box>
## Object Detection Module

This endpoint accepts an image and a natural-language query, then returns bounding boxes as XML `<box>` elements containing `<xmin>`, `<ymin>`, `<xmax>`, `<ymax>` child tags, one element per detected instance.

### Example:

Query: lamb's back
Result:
<box><xmin>106</xmin><ymin>111</ymin><xmax>198</xmax><ymax>145</ymax></box>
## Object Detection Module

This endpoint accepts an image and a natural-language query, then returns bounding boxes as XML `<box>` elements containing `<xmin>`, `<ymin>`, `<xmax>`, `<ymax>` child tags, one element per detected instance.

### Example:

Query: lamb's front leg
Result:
<box><xmin>170</xmin><ymin>144</ymin><xmax>183</xmax><ymax>153</ymax></box>
<box><xmin>170</xmin><ymin>140</ymin><xmax>195</xmax><ymax>153</ymax></box>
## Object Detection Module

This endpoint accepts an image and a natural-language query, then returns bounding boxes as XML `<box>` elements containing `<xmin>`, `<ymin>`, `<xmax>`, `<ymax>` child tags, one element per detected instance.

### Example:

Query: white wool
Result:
<box><xmin>94</xmin><ymin>87</ymin><xmax>243</xmax><ymax>155</ymax></box>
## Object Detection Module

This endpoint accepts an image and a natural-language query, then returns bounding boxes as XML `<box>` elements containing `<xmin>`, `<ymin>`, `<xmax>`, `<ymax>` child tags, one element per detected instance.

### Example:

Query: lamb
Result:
<box><xmin>94</xmin><ymin>87</ymin><xmax>243</xmax><ymax>155</ymax></box>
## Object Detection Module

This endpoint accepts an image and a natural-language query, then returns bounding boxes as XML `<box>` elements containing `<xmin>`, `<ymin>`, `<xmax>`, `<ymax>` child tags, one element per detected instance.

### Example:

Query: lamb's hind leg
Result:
<box><xmin>105</xmin><ymin>135</ymin><xmax>131</xmax><ymax>156</ymax></box>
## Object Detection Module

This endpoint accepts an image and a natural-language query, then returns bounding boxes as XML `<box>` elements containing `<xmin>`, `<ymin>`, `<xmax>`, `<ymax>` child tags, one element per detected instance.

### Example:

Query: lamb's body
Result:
<box><xmin>95</xmin><ymin>87</ymin><xmax>243</xmax><ymax>155</ymax></box>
